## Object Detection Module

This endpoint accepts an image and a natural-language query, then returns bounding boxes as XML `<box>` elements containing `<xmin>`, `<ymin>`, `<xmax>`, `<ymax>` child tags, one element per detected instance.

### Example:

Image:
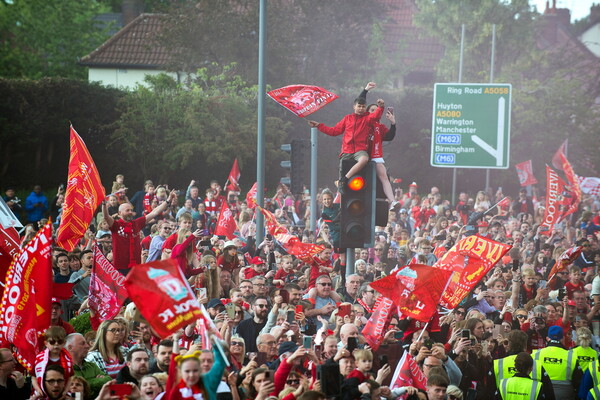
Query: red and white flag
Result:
<box><xmin>0</xmin><ymin>226</ymin><xmax>20</xmax><ymax>297</ymax></box>
<box><xmin>214</xmin><ymin>201</ymin><xmax>236</xmax><ymax>240</ymax></box>
<box><xmin>257</xmin><ymin>206</ymin><xmax>324</xmax><ymax>262</ymax></box>
<box><xmin>370</xmin><ymin>265</ymin><xmax>453</xmax><ymax>322</ymax></box>
<box><xmin>0</xmin><ymin>197</ymin><xmax>23</xmax><ymax>229</ymax></box>
<box><xmin>246</xmin><ymin>182</ymin><xmax>258</xmax><ymax>209</ymax></box>
<box><xmin>434</xmin><ymin>236</ymin><xmax>511</xmax><ymax>308</ymax></box>
<box><xmin>267</xmin><ymin>85</ymin><xmax>338</xmax><ymax>117</ymax></box>
<box><xmin>225</xmin><ymin>158</ymin><xmax>241</xmax><ymax>193</ymax></box>
<box><xmin>515</xmin><ymin>160</ymin><xmax>538</xmax><ymax>186</ymax></box>
<box><xmin>552</xmin><ymin>140</ymin><xmax>581</xmax><ymax>218</ymax></box>
<box><xmin>539</xmin><ymin>166</ymin><xmax>569</xmax><ymax>234</ymax></box>
<box><xmin>578</xmin><ymin>176</ymin><xmax>600</xmax><ymax>197</ymax></box>
<box><xmin>390</xmin><ymin>352</ymin><xmax>427</xmax><ymax>392</ymax></box>
<box><xmin>361</xmin><ymin>297</ymin><xmax>394</xmax><ymax>351</ymax></box>
<box><xmin>89</xmin><ymin>246</ymin><xmax>128</xmax><ymax>329</ymax></box>
<box><xmin>124</xmin><ymin>259</ymin><xmax>204</xmax><ymax>338</ymax></box>
<box><xmin>56</xmin><ymin>126</ymin><xmax>106</xmax><ymax>251</ymax></box>
<box><xmin>0</xmin><ymin>221</ymin><xmax>53</xmax><ymax>371</ymax></box>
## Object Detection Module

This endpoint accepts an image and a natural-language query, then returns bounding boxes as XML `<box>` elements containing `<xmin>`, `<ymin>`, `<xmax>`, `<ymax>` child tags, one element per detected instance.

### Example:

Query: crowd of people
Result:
<box><xmin>2</xmin><ymin>174</ymin><xmax>600</xmax><ymax>400</ymax></box>
<box><xmin>1</xmin><ymin>82</ymin><xmax>600</xmax><ymax>400</ymax></box>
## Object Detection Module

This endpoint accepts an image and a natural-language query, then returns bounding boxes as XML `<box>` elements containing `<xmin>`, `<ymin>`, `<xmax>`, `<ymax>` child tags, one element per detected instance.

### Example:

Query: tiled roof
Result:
<box><xmin>80</xmin><ymin>13</ymin><xmax>174</xmax><ymax>69</ymax></box>
<box><xmin>381</xmin><ymin>0</ymin><xmax>445</xmax><ymax>72</ymax></box>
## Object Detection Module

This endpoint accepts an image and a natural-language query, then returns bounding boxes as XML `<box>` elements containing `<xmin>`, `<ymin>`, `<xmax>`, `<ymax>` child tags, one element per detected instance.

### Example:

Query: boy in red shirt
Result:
<box><xmin>308</xmin><ymin>95</ymin><xmax>384</xmax><ymax>194</ymax></box>
<box><xmin>308</xmin><ymin>244</ymin><xmax>334</xmax><ymax>289</ymax></box>
<box><xmin>243</xmin><ymin>256</ymin><xmax>267</xmax><ymax>279</ymax></box>
<box><xmin>273</xmin><ymin>254</ymin><xmax>295</xmax><ymax>287</ymax></box>
<box><xmin>564</xmin><ymin>265</ymin><xmax>585</xmax><ymax>298</ymax></box>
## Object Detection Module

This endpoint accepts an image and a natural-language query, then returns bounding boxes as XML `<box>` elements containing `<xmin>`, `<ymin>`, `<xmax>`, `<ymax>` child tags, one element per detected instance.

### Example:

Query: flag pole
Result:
<box><xmin>484</xmin><ymin>196</ymin><xmax>508</xmax><ymax>215</ymax></box>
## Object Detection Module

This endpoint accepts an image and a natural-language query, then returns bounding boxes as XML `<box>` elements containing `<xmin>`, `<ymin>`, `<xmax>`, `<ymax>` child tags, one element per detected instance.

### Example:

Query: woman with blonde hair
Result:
<box><xmin>571</xmin><ymin>327</ymin><xmax>596</xmax><ymax>370</ymax></box>
<box><xmin>171</xmin><ymin>228</ymin><xmax>203</xmax><ymax>278</ymax></box>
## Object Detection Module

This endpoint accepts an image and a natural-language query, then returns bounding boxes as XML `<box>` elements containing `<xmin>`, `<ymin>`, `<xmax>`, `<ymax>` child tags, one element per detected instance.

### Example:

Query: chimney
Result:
<box><xmin>122</xmin><ymin>0</ymin><xmax>144</xmax><ymax>25</ymax></box>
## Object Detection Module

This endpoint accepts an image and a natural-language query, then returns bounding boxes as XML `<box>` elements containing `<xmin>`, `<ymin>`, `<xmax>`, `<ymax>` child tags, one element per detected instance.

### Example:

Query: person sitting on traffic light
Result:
<box><xmin>307</xmin><ymin>93</ymin><xmax>384</xmax><ymax>194</ymax></box>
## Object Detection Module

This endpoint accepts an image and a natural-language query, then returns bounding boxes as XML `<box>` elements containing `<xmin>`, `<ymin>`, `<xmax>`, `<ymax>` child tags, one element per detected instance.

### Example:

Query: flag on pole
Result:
<box><xmin>267</xmin><ymin>85</ymin><xmax>338</xmax><ymax>117</ymax></box>
<box><xmin>370</xmin><ymin>265</ymin><xmax>453</xmax><ymax>322</ymax></box>
<box><xmin>390</xmin><ymin>351</ymin><xmax>427</xmax><ymax>391</ymax></box>
<box><xmin>552</xmin><ymin>140</ymin><xmax>581</xmax><ymax>218</ymax></box>
<box><xmin>225</xmin><ymin>158</ymin><xmax>241</xmax><ymax>193</ymax></box>
<box><xmin>361</xmin><ymin>297</ymin><xmax>394</xmax><ymax>351</ymax></box>
<box><xmin>0</xmin><ymin>221</ymin><xmax>53</xmax><ymax>371</ymax></box>
<box><xmin>578</xmin><ymin>176</ymin><xmax>600</xmax><ymax>197</ymax></box>
<box><xmin>539</xmin><ymin>166</ymin><xmax>569</xmax><ymax>235</ymax></box>
<box><xmin>0</xmin><ymin>197</ymin><xmax>23</xmax><ymax>229</ymax></box>
<box><xmin>515</xmin><ymin>160</ymin><xmax>538</xmax><ymax>186</ymax></box>
<box><xmin>214</xmin><ymin>201</ymin><xmax>237</xmax><ymax>240</ymax></box>
<box><xmin>89</xmin><ymin>245</ymin><xmax>128</xmax><ymax>329</ymax></box>
<box><xmin>246</xmin><ymin>182</ymin><xmax>258</xmax><ymax>209</ymax></box>
<box><xmin>434</xmin><ymin>236</ymin><xmax>511</xmax><ymax>308</ymax></box>
<box><xmin>56</xmin><ymin>126</ymin><xmax>105</xmax><ymax>251</ymax></box>
<box><xmin>124</xmin><ymin>259</ymin><xmax>203</xmax><ymax>338</ymax></box>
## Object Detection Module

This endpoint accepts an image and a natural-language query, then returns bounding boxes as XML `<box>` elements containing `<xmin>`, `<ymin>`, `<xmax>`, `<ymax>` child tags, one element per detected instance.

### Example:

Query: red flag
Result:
<box><xmin>267</xmin><ymin>85</ymin><xmax>338</xmax><ymax>117</ymax></box>
<box><xmin>548</xmin><ymin>246</ymin><xmax>582</xmax><ymax>281</ymax></box>
<box><xmin>390</xmin><ymin>352</ymin><xmax>427</xmax><ymax>391</ymax></box>
<box><xmin>552</xmin><ymin>140</ymin><xmax>581</xmax><ymax>218</ymax></box>
<box><xmin>246</xmin><ymin>182</ymin><xmax>258</xmax><ymax>209</ymax></box>
<box><xmin>497</xmin><ymin>196</ymin><xmax>510</xmax><ymax>209</ymax></box>
<box><xmin>371</xmin><ymin>265</ymin><xmax>453</xmax><ymax>322</ymax></box>
<box><xmin>89</xmin><ymin>246</ymin><xmax>128</xmax><ymax>327</ymax></box>
<box><xmin>56</xmin><ymin>126</ymin><xmax>106</xmax><ymax>251</ymax></box>
<box><xmin>361</xmin><ymin>297</ymin><xmax>394</xmax><ymax>351</ymax></box>
<box><xmin>52</xmin><ymin>283</ymin><xmax>75</xmax><ymax>300</ymax></box>
<box><xmin>124</xmin><ymin>259</ymin><xmax>203</xmax><ymax>338</ymax></box>
<box><xmin>256</xmin><ymin>206</ymin><xmax>324</xmax><ymax>262</ymax></box>
<box><xmin>214</xmin><ymin>201</ymin><xmax>236</xmax><ymax>240</ymax></box>
<box><xmin>225</xmin><ymin>158</ymin><xmax>241</xmax><ymax>193</ymax></box>
<box><xmin>0</xmin><ymin>221</ymin><xmax>53</xmax><ymax>371</ymax></box>
<box><xmin>434</xmin><ymin>236</ymin><xmax>511</xmax><ymax>308</ymax></box>
<box><xmin>539</xmin><ymin>166</ymin><xmax>568</xmax><ymax>235</ymax></box>
<box><xmin>515</xmin><ymin>160</ymin><xmax>538</xmax><ymax>186</ymax></box>
<box><xmin>0</xmin><ymin>226</ymin><xmax>20</xmax><ymax>297</ymax></box>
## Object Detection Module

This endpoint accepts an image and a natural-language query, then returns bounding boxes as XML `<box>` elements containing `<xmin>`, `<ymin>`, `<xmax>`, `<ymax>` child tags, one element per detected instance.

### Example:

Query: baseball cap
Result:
<box><xmin>207</xmin><ymin>298</ymin><xmax>224</xmax><ymax>309</ymax></box>
<box><xmin>548</xmin><ymin>326</ymin><xmax>564</xmax><ymax>341</ymax></box>
<box><xmin>477</xmin><ymin>221</ymin><xmax>489</xmax><ymax>228</ymax></box>
<box><xmin>251</xmin><ymin>256</ymin><xmax>266</xmax><ymax>266</ymax></box>
<box><xmin>51</xmin><ymin>298</ymin><xmax>61</xmax><ymax>306</ymax></box>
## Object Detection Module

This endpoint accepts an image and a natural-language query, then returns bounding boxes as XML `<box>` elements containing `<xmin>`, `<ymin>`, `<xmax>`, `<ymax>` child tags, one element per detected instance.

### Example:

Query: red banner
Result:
<box><xmin>257</xmin><ymin>206</ymin><xmax>324</xmax><ymax>262</ymax></box>
<box><xmin>390</xmin><ymin>352</ymin><xmax>427</xmax><ymax>391</ymax></box>
<box><xmin>214</xmin><ymin>201</ymin><xmax>236</xmax><ymax>240</ymax></box>
<box><xmin>225</xmin><ymin>158</ymin><xmax>241</xmax><ymax>193</ymax></box>
<box><xmin>124</xmin><ymin>259</ymin><xmax>203</xmax><ymax>338</ymax></box>
<box><xmin>267</xmin><ymin>85</ymin><xmax>338</xmax><ymax>117</ymax></box>
<box><xmin>361</xmin><ymin>297</ymin><xmax>394</xmax><ymax>351</ymax></box>
<box><xmin>0</xmin><ymin>226</ymin><xmax>20</xmax><ymax>297</ymax></box>
<box><xmin>539</xmin><ymin>166</ymin><xmax>568</xmax><ymax>235</ymax></box>
<box><xmin>56</xmin><ymin>126</ymin><xmax>106</xmax><ymax>251</ymax></box>
<box><xmin>246</xmin><ymin>182</ymin><xmax>258</xmax><ymax>209</ymax></box>
<box><xmin>548</xmin><ymin>246</ymin><xmax>582</xmax><ymax>280</ymax></box>
<box><xmin>370</xmin><ymin>265</ymin><xmax>453</xmax><ymax>322</ymax></box>
<box><xmin>0</xmin><ymin>221</ymin><xmax>53</xmax><ymax>371</ymax></box>
<box><xmin>552</xmin><ymin>140</ymin><xmax>581</xmax><ymax>218</ymax></box>
<box><xmin>515</xmin><ymin>160</ymin><xmax>538</xmax><ymax>186</ymax></box>
<box><xmin>89</xmin><ymin>246</ymin><xmax>128</xmax><ymax>326</ymax></box>
<box><xmin>434</xmin><ymin>235</ymin><xmax>511</xmax><ymax>308</ymax></box>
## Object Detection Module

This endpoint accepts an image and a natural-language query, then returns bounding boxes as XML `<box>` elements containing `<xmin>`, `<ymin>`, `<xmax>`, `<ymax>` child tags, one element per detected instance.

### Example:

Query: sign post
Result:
<box><xmin>431</xmin><ymin>83</ymin><xmax>511</xmax><ymax>169</ymax></box>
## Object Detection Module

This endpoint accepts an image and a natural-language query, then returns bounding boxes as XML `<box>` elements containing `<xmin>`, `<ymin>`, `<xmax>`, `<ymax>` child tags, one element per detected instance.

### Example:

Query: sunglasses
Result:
<box><xmin>515</xmin><ymin>315</ymin><xmax>527</xmax><ymax>319</ymax></box>
<box><xmin>231</xmin><ymin>341</ymin><xmax>244</xmax><ymax>346</ymax></box>
<box><xmin>46</xmin><ymin>339</ymin><xmax>64</xmax><ymax>345</ymax></box>
<box><xmin>318</xmin><ymin>282</ymin><xmax>332</xmax><ymax>287</ymax></box>
<box><xmin>255</xmin><ymin>304</ymin><xmax>268</xmax><ymax>308</ymax></box>
<box><xmin>286</xmin><ymin>379</ymin><xmax>300</xmax><ymax>385</ymax></box>
<box><xmin>107</xmin><ymin>328</ymin><xmax>125</xmax><ymax>334</ymax></box>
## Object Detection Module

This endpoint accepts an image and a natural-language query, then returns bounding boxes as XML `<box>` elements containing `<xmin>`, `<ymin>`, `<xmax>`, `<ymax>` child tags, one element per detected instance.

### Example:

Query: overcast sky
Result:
<box><xmin>530</xmin><ymin>0</ymin><xmax>597</xmax><ymax>21</ymax></box>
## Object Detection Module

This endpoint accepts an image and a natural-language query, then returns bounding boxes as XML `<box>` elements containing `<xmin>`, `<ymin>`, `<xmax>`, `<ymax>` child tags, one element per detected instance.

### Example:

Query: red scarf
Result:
<box><xmin>356</xmin><ymin>298</ymin><xmax>373</xmax><ymax>314</ymax></box>
<box><xmin>35</xmin><ymin>348</ymin><xmax>74</xmax><ymax>392</ymax></box>
<box><xmin>170</xmin><ymin>380</ymin><xmax>207</xmax><ymax>400</ymax></box>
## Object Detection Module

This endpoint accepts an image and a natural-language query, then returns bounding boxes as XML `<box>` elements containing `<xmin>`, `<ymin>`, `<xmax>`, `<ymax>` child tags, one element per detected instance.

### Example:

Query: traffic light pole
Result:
<box><xmin>310</xmin><ymin>127</ymin><xmax>318</xmax><ymax>233</ymax></box>
<box><xmin>346</xmin><ymin>248</ymin><xmax>355</xmax><ymax>276</ymax></box>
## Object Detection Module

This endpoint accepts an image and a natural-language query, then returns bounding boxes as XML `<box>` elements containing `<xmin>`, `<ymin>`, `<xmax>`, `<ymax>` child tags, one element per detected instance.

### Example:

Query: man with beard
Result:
<box><xmin>305</xmin><ymin>275</ymin><xmax>337</xmax><ymax>329</ymax></box>
<box><xmin>66</xmin><ymin>333</ymin><xmax>111</xmax><ymax>397</ymax></box>
<box><xmin>102</xmin><ymin>190</ymin><xmax>177</xmax><ymax>274</ymax></box>
<box><xmin>236</xmin><ymin>296</ymin><xmax>269</xmax><ymax>353</ymax></box>
<box><xmin>149</xmin><ymin>340</ymin><xmax>172</xmax><ymax>373</ymax></box>
<box><xmin>40</xmin><ymin>365</ymin><xmax>68</xmax><ymax>400</ymax></box>
<box><xmin>116</xmin><ymin>348</ymin><xmax>149</xmax><ymax>386</ymax></box>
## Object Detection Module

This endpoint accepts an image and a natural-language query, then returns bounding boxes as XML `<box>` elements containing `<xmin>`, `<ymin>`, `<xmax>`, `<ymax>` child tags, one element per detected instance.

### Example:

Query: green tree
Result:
<box><xmin>0</xmin><ymin>0</ymin><xmax>111</xmax><ymax>79</ymax></box>
<box><xmin>110</xmin><ymin>65</ymin><xmax>290</xmax><ymax>187</ymax></box>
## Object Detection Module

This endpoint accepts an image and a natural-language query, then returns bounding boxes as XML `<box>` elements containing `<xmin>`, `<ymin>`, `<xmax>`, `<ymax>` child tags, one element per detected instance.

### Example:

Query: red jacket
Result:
<box><xmin>318</xmin><ymin>106</ymin><xmax>384</xmax><ymax>155</ymax></box>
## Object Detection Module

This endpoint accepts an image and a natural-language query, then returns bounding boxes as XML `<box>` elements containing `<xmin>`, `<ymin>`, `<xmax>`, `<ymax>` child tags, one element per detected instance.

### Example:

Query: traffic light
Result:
<box><xmin>280</xmin><ymin>139</ymin><xmax>309</xmax><ymax>193</ymax></box>
<box><xmin>339</xmin><ymin>160</ymin><xmax>376</xmax><ymax>248</ymax></box>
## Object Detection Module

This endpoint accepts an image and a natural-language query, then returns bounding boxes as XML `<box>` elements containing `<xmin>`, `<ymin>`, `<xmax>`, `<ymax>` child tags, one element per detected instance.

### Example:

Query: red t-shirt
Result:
<box><xmin>274</xmin><ymin>268</ymin><xmax>295</xmax><ymax>286</ymax></box>
<box><xmin>369</xmin><ymin>122</ymin><xmax>389</xmax><ymax>158</ymax></box>
<box><xmin>308</xmin><ymin>257</ymin><xmax>332</xmax><ymax>288</ymax></box>
<box><xmin>141</xmin><ymin>235</ymin><xmax>152</xmax><ymax>250</ymax></box>
<box><xmin>244</xmin><ymin>268</ymin><xmax>263</xmax><ymax>280</ymax></box>
<box><xmin>564</xmin><ymin>281</ymin><xmax>585</xmax><ymax>299</ymax></box>
<box><xmin>162</xmin><ymin>232</ymin><xmax>178</xmax><ymax>251</ymax></box>
<box><xmin>110</xmin><ymin>217</ymin><xmax>146</xmax><ymax>269</ymax></box>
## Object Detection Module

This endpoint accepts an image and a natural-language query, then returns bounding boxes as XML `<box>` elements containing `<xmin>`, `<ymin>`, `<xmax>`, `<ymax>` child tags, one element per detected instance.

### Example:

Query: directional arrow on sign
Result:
<box><xmin>471</xmin><ymin>97</ymin><xmax>506</xmax><ymax>167</ymax></box>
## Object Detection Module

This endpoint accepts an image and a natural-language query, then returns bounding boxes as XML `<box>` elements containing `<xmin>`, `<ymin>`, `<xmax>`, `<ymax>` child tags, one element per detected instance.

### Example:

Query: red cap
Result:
<box><xmin>409</xmin><ymin>182</ymin><xmax>418</xmax><ymax>188</ymax></box>
<box><xmin>251</xmin><ymin>256</ymin><xmax>266</xmax><ymax>266</ymax></box>
<box><xmin>477</xmin><ymin>221</ymin><xmax>489</xmax><ymax>228</ymax></box>
<box><xmin>567</xmin><ymin>299</ymin><xmax>576</xmax><ymax>307</ymax></box>
<box><xmin>51</xmin><ymin>298</ymin><xmax>61</xmax><ymax>305</ymax></box>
